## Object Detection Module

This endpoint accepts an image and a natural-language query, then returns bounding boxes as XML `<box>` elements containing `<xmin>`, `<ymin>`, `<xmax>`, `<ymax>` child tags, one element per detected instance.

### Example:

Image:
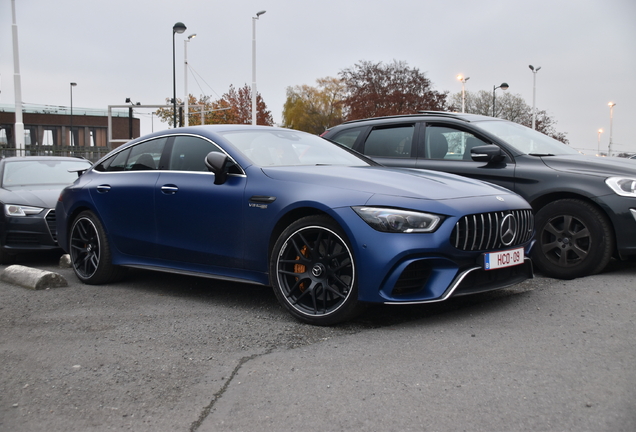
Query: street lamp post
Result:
<box><xmin>173</xmin><ymin>22</ymin><xmax>187</xmax><ymax>128</ymax></box>
<box><xmin>608</xmin><ymin>102</ymin><xmax>616</xmax><ymax>156</ymax></box>
<box><xmin>70</xmin><ymin>82</ymin><xmax>77</xmax><ymax>145</ymax></box>
<box><xmin>457</xmin><ymin>75</ymin><xmax>470</xmax><ymax>113</ymax></box>
<box><xmin>252</xmin><ymin>10</ymin><xmax>266</xmax><ymax>125</ymax></box>
<box><xmin>125</xmin><ymin>98</ymin><xmax>140</xmax><ymax>139</ymax></box>
<box><xmin>597</xmin><ymin>129</ymin><xmax>603</xmax><ymax>155</ymax></box>
<box><xmin>11</xmin><ymin>0</ymin><xmax>25</xmax><ymax>156</ymax></box>
<box><xmin>184</xmin><ymin>33</ymin><xmax>196</xmax><ymax>127</ymax></box>
<box><xmin>529</xmin><ymin>65</ymin><xmax>541</xmax><ymax>129</ymax></box>
<box><xmin>492</xmin><ymin>82</ymin><xmax>509</xmax><ymax>117</ymax></box>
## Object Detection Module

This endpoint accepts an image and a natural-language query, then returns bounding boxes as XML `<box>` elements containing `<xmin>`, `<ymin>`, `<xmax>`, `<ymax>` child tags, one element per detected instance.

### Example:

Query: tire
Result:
<box><xmin>69</xmin><ymin>211</ymin><xmax>126</xmax><ymax>284</ymax></box>
<box><xmin>533</xmin><ymin>199</ymin><xmax>614</xmax><ymax>279</ymax></box>
<box><xmin>270</xmin><ymin>215</ymin><xmax>361</xmax><ymax>325</ymax></box>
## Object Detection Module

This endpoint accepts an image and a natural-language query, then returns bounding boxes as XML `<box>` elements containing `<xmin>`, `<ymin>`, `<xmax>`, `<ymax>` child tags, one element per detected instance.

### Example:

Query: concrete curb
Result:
<box><xmin>0</xmin><ymin>265</ymin><xmax>68</xmax><ymax>290</ymax></box>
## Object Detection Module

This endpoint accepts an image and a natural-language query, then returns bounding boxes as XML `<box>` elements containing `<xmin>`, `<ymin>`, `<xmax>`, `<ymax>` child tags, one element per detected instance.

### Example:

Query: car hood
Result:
<box><xmin>540</xmin><ymin>154</ymin><xmax>636</xmax><ymax>177</ymax></box>
<box><xmin>261</xmin><ymin>165</ymin><xmax>513</xmax><ymax>201</ymax></box>
<box><xmin>0</xmin><ymin>186</ymin><xmax>64</xmax><ymax>209</ymax></box>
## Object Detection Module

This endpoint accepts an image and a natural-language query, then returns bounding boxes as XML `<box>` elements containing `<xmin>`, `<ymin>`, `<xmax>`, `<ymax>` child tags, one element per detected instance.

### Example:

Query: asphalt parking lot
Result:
<box><xmin>1</xmin><ymin>253</ymin><xmax>635</xmax><ymax>432</ymax></box>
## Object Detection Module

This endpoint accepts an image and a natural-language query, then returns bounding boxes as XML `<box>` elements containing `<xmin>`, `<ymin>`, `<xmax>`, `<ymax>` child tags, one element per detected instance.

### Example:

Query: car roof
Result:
<box><xmin>334</xmin><ymin>111</ymin><xmax>501</xmax><ymax>127</ymax></box>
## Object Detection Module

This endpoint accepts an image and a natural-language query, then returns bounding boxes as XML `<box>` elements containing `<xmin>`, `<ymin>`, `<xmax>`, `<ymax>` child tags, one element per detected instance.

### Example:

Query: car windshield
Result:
<box><xmin>2</xmin><ymin>159</ymin><xmax>91</xmax><ymax>187</ymax></box>
<box><xmin>219</xmin><ymin>129</ymin><xmax>369</xmax><ymax>167</ymax></box>
<box><xmin>474</xmin><ymin>120</ymin><xmax>580</xmax><ymax>156</ymax></box>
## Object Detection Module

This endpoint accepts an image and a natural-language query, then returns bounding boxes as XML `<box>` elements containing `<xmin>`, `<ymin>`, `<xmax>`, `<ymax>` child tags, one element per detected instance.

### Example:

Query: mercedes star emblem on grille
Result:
<box><xmin>500</xmin><ymin>214</ymin><xmax>518</xmax><ymax>246</ymax></box>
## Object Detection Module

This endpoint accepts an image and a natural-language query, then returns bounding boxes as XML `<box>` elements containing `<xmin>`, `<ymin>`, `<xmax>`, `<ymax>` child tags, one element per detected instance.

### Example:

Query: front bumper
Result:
<box><xmin>593</xmin><ymin>194</ymin><xmax>636</xmax><ymax>259</ymax></box>
<box><xmin>0</xmin><ymin>209</ymin><xmax>59</xmax><ymax>253</ymax></box>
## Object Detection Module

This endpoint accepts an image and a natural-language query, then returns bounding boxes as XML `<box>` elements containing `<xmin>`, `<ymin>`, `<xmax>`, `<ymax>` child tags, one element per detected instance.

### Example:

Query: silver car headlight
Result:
<box><xmin>605</xmin><ymin>177</ymin><xmax>636</xmax><ymax>197</ymax></box>
<box><xmin>352</xmin><ymin>206</ymin><xmax>443</xmax><ymax>233</ymax></box>
<box><xmin>4</xmin><ymin>204</ymin><xmax>44</xmax><ymax>217</ymax></box>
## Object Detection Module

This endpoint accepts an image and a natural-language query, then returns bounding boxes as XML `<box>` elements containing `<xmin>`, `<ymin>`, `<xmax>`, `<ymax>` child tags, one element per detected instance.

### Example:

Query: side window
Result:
<box><xmin>423</xmin><ymin>126</ymin><xmax>488</xmax><ymax>160</ymax></box>
<box><xmin>169</xmin><ymin>136</ymin><xmax>223</xmax><ymax>172</ymax></box>
<box><xmin>95</xmin><ymin>148</ymin><xmax>130</xmax><ymax>172</ymax></box>
<box><xmin>126</xmin><ymin>138</ymin><xmax>167</xmax><ymax>170</ymax></box>
<box><xmin>330</xmin><ymin>127</ymin><xmax>365</xmax><ymax>149</ymax></box>
<box><xmin>362</xmin><ymin>125</ymin><xmax>414</xmax><ymax>158</ymax></box>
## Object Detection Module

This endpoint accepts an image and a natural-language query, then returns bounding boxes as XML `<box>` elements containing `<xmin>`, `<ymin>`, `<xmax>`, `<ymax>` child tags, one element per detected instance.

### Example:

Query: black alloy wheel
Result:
<box><xmin>533</xmin><ymin>199</ymin><xmax>614</xmax><ymax>280</ymax></box>
<box><xmin>70</xmin><ymin>211</ymin><xmax>124</xmax><ymax>284</ymax></box>
<box><xmin>270</xmin><ymin>215</ymin><xmax>361</xmax><ymax>325</ymax></box>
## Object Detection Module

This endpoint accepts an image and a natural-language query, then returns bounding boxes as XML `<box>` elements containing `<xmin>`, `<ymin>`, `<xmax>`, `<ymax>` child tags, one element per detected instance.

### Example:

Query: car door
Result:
<box><xmin>154</xmin><ymin>135</ymin><xmax>246</xmax><ymax>269</ymax></box>
<box><xmin>89</xmin><ymin>137</ymin><xmax>167</xmax><ymax>257</ymax></box>
<box><xmin>414</xmin><ymin>123</ymin><xmax>517</xmax><ymax>192</ymax></box>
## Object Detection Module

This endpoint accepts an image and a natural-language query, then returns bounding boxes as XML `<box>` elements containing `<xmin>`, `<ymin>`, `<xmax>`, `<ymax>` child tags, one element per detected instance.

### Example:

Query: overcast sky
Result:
<box><xmin>1</xmin><ymin>0</ymin><xmax>634</xmax><ymax>155</ymax></box>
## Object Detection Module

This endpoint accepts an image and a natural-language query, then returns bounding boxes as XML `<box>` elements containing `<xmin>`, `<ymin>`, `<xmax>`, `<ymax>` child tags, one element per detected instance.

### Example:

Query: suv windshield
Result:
<box><xmin>474</xmin><ymin>120</ymin><xmax>579</xmax><ymax>156</ymax></box>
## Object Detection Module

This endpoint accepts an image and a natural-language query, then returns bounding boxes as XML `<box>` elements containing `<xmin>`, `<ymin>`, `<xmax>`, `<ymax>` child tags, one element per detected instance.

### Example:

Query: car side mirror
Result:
<box><xmin>470</xmin><ymin>145</ymin><xmax>506</xmax><ymax>164</ymax></box>
<box><xmin>205</xmin><ymin>152</ymin><xmax>229</xmax><ymax>185</ymax></box>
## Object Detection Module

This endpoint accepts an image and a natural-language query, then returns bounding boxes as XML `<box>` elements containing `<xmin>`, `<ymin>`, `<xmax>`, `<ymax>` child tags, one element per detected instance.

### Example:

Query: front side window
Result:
<box><xmin>422</xmin><ymin>126</ymin><xmax>489</xmax><ymax>160</ymax></box>
<box><xmin>362</xmin><ymin>125</ymin><xmax>415</xmax><ymax>158</ymax></box>
<box><xmin>169</xmin><ymin>136</ymin><xmax>223</xmax><ymax>172</ymax></box>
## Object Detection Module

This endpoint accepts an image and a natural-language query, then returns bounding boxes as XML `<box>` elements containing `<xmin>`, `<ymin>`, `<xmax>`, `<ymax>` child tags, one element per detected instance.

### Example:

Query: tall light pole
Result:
<box><xmin>184</xmin><ymin>33</ymin><xmax>196</xmax><ymax>127</ymax></box>
<box><xmin>457</xmin><ymin>75</ymin><xmax>470</xmax><ymax>113</ymax></box>
<box><xmin>529</xmin><ymin>65</ymin><xmax>541</xmax><ymax>129</ymax></box>
<box><xmin>11</xmin><ymin>0</ymin><xmax>25</xmax><ymax>156</ymax></box>
<box><xmin>492</xmin><ymin>82</ymin><xmax>509</xmax><ymax>117</ymax></box>
<box><xmin>608</xmin><ymin>102</ymin><xmax>616</xmax><ymax>156</ymax></box>
<box><xmin>252</xmin><ymin>10</ymin><xmax>266</xmax><ymax>125</ymax></box>
<box><xmin>70</xmin><ymin>82</ymin><xmax>77</xmax><ymax>145</ymax></box>
<box><xmin>597</xmin><ymin>129</ymin><xmax>603</xmax><ymax>155</ymax></box>
<box><xmin>173</xmin><ymin>22</ymin><xmax>187</xmax><ymax>128</ymax></box>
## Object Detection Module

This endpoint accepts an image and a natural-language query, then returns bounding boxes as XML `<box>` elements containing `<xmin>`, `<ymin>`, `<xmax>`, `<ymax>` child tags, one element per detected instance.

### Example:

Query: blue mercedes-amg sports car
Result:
<box><xmin>56</xmin><ymin>125</ymin><xmax>535</xmax><ymax>325</ymax></box>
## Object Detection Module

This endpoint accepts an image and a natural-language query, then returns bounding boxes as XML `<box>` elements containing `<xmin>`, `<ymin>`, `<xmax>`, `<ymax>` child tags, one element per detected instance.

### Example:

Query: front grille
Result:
<box><xmin>6</xmin><ymin>232</ymin><xmax>41</xmax><ymax>245</ymax></box>
<box><xmin>451</xmin><ymin>209</ymin><xmax>533</xmax><ymax>251</ymax></box>
<box><xmin>45</xmin><ymin>209</ymin><xmax>57</xmax><ymax>243</ymax></box>
<box><xmin>454</xmin><ymin>260</ymin><xmax>533</xmax><ymax>296</ymax></box>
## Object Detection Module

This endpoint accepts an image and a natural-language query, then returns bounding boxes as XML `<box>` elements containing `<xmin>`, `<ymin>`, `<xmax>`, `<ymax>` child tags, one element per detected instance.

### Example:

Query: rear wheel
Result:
<box><xmin>533</xmin><ymin>199</ymin><xmax>613</xmax><ymax>279</ymax></box>
<box><xmin>270</xmin><ymin>216</ymin><xmax>361</xmax><ymax>325</ymax></box>
<box><xmin>69</xmin><ymin>211</ymin><xmax>126</xmax><ymax>284</ymax></box>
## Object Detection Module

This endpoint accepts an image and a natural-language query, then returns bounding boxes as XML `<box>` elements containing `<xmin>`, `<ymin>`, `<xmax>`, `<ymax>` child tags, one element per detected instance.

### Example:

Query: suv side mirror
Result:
<box><xmin>205</xmin><ymin>152</ymin><xmax>229</xmax><ymax>185</ymax></box>
<box><xmin>470</xmin><ymin>145</ymin><xmax>506</xmax><ymax>164</ymax></box>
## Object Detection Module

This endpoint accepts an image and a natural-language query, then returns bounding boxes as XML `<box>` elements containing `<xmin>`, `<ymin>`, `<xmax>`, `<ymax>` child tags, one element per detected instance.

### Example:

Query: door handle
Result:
<box><xmin>96</xmin><ymin>185</ymin><xmax>111</xmax><ymax>193</ymax></box>
<box><xmin>161</xmin><ymin>185</ymin><xmax>179</xmax><ymax>194</ymax></box>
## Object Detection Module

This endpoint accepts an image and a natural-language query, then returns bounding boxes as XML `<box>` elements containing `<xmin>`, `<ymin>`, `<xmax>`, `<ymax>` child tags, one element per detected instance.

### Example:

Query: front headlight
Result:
<box><xmin>352</xmin><ymin>206</ymin><xmax>443</xmax><ymax>233</ymax></box>
<box><xmin>606</xmin><ymin>177</ymin><xmax>636</xmax><ymax>197</ymax></box>
<box><xmin>4</xmin><ymin>204</ymin><xmax>44</xmax><ymax>217</ymax></box>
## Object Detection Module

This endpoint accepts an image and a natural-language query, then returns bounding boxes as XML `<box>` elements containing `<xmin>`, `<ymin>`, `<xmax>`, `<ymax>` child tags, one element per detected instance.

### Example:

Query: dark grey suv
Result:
<box><xmin>322</xmin><ymin>112</ymin><xmax>636</xmax><ymax>279</ymax></box>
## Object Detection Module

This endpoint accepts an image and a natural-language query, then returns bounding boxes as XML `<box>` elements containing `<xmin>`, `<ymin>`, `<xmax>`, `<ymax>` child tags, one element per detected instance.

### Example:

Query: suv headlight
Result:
<box><xmin>352</xmin><ymin>206</ymin><xmax>443</xmax><ymax>233</ymax></box>
<box><xmin>606</xmin><ymin>177</ymin><xmax>636</xmax><ymax>197</ymax></box>
<box><xmin>4</xmin><ymin>204</ymin><xmax>44</xmax><ymax>217</ymax></box>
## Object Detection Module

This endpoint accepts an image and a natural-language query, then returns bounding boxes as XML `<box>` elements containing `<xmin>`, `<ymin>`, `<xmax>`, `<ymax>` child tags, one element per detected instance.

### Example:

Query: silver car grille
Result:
<box><xmin>451</xmin><ymin>209</ymin><xmax>534</xmax><ymax>251</ymax></box>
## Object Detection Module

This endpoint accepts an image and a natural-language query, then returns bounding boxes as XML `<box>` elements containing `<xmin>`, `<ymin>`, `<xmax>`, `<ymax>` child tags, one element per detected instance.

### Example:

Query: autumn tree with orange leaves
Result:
<box><xmin>156</xmin><ymin>84</ymin><xmax>273</xmax><ymax>127</ymax></box>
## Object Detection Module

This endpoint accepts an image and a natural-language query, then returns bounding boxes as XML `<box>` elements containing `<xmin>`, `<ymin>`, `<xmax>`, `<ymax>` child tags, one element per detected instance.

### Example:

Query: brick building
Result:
<box><xmin>0</xmin><ymin>105</ymin><xmax>140</xmax><ymax>161</ymax></box>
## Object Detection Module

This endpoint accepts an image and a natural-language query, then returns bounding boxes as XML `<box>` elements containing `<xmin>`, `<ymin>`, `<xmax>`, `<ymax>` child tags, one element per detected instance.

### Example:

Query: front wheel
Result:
<box><xmin>533</xmin><ymin>199</ymin><xmax>614</xmax><ymax>279</ymax></box>
<box><xmin>270</xmin><ymin>216</ymin><xmax>361</xmax><ymax>325</ymax></box>
<box><xmin>69</xmin><ymin>211</ymin><xmax>126</xmax><ymax>284</ymax></box>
